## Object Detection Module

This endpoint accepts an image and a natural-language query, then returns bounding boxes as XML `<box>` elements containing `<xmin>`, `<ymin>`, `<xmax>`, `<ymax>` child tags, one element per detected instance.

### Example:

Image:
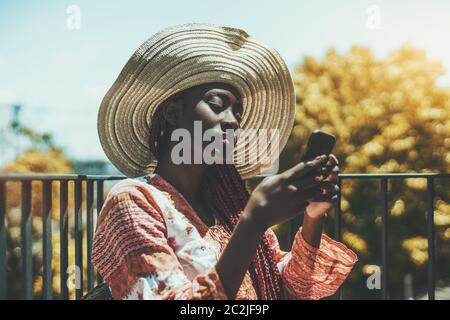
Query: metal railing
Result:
<box><xmin>0</xmin><ymin>172</ymin><xmax>449</xmax><ymax>300</ymax></box>
<box><xmin>0</xmin><ymin>174</ymin><xmax>124</xmax><ymax>300</ymax></box>
<box><xmin>335</xmin><ymin>173</ymin><xmax>449</xmax><ymax>300</ymax></box>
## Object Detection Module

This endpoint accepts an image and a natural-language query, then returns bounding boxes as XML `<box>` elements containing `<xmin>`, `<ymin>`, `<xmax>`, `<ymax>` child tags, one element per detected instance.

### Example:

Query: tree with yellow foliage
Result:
<box><xmin>280</xmin><ymin>45</ymin><xmax>450</xmax><ymax>299</ymax></box>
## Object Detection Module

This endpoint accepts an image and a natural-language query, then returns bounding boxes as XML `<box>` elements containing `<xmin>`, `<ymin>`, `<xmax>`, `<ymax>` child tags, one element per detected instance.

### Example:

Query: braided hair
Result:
<box><xmin>199</xmin><ymin>164</ymin><xmax>284</xmax><ymax>299</ymax></box>
<box><xmin>149</xmin><ymin>91</ymin><xmax>284</xmax><ymax>300</ymax></box>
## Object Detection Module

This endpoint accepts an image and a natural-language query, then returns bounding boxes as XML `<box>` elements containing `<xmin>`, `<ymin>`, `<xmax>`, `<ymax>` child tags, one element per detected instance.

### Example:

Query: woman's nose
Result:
<box><xmin>220</xmin><ymin>109</ymin><xmax>239</xmax><ymax>132</ymax></box>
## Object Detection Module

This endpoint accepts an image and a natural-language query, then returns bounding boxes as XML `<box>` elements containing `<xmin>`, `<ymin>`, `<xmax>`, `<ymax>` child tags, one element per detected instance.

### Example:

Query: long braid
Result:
<box><xmin>200</xmin><ymin>164</ymin><xmax>284</xmax><ymax>299</ymax></box>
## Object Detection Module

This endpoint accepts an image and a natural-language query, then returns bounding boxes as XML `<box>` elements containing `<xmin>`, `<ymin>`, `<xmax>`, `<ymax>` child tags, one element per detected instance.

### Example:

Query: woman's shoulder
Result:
<box><xmin>105</xmin><ymin>177</ymin><xmax>160</xmax><ymax>204</ymax></box>
<box><xmin>97</xmin><ymin>177</ymin><xmax>166</xmax><ymax>225</ymax></box>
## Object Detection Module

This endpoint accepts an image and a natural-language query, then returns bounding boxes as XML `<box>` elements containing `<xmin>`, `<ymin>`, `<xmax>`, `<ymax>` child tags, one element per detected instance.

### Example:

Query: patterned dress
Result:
<box><xmin>92</xmin><ymin>173</ymin><xmax>357</xmax><ymax>300</ymax></box>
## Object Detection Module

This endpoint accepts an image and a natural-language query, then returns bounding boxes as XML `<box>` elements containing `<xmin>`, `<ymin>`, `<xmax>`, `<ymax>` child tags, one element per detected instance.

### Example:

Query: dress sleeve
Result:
<box><xmin>265</xmin><ymin>227</ymin><xmax>357</xmax><ymax>300</ymax></box>
<box><xmin>92</xmin><ymin>181</ymin><xmax>228</xmax><ymax>300</ymax></box>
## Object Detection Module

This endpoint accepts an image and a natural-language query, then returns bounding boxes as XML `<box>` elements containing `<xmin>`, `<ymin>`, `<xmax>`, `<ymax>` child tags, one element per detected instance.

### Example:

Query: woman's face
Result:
<box><xmin>167</xmin><ymin>82</ymin><xmax>243</xmax><ymax>163</ymax></box>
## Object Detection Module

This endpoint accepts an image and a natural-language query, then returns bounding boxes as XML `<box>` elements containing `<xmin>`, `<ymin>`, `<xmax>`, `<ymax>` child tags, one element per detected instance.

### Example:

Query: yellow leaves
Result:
<box><xmin>340</xmin><ymin>182</ymin><xmax>354</xmax><ymax>197</ymax></box>
<box><xmin>435</xmin><ymin>212</ymin><xmax>450</xmax><ymax>226</ymax></box>
<box><xmin>346</xmin><ymin>153</ymin><xmax>369</xmax><ymax>169</ymax></box>
<box><xmin>391</xmin><ymin>199</ymin><xmax>406</xmax><ymax>217</ymax></box>
<box><xmin>378</xmin><ymin>159</ymin><xmax>401</xmax><ymax>173</ymax></box>
<box><xmin>444</xmin><ymin>228</ymin><xmax>450</xmax><ymax>239</ymax></box>
<box><xmin>362</xmin><ymin>141</ymin><xmax>384</xmax><ymax>157</ymax></box>
<box><xmin>342</xmin><ymin>144</ymin><xmax>355</xmax><ymax>154</ymax></box>
<box><xmin>417</xmin><ymin>107</ymin><xmax>447</xmax><ymax>121</ymax></box>
<box><xmin>292</xmin><ymin>46</ymin><xmax>449</xmax><ymax>179</ymax></box>
<box><xmin>445</xmin><ymin>121</ymin><xmax>450</xmax><ymax>136</ymax></box>
<box><xmin>405</xmin><ymin>178</ymin><xmax>427</xmax><ymax>190</ymax></box>
<box><xmin>367</xmin><ymin>105</ymin><xmax>384</xmax><ymax>118</ymax></box>
<box><xmin>390</xmin><ymin>137</ymin><xmax>415</xmax><ymax>152</ymax></box>
<box><xmin>383</xmin><ymin>117</ymin><xmax>410</xmax><ymax>140</ymax></box>
<box><xmin>435</xmin><ymin>200</ymin><xmax>450</xmax><ymax>227</ymax></box>
<box><xmin>408</xmin><ymin>150</ymin><xmax>419</xmax><ymax>161</ymax></box>
<box><xmin>317</xmin><ymin>74</ymin><xmax>334</xmax><ymax>93</ymax></box>
<box><xmin>33</xmin><ymin>276</ymin><xmax>43</xmax><ymax>295</ymax></box>
<box><xmin>341</xmin><ymin>198</ymin><xmax>350</xmax><ymax>212</ymax></box>
<box><xmin>445</xmin><ymin>152</ymin><xmax>450</xmax><ymax>167</ymax></box>
<box><xmin>343</xmin><ymin>212</ymin><xmax>357</xmax><ymax>225</ymax></box>
<box><xmin>438</xmin><ymin>200</ymin><xmax>450</xmax><ymax>214</ymax></box>
<box><xmin>343</xmin><ymin>231</ymin><xmax>368</xmax><ymax>254</ymax></box>
<box><xmin>402</xmin><ymin>236</ymin><xmax>428</xmax><ymax>266</ymax></box>
<box><xmin>386</xmin><ymin>65</ymin><xmax>403</xmax><ymax>81</ymax></box>
<box><xmin>286</xmin><ymin>43</ymin><xmax>450</xmax><ymax>289</ymax></box>
<box><xmin>3</xmin><ymin>148</ymin><xmax>73</xmax><ymax>174</ymax></box>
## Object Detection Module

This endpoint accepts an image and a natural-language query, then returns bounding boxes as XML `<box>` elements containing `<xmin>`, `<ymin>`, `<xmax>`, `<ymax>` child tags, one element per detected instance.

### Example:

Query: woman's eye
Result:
<box><xmin>207</xmin><ymin>101</ymin><xmax>224</xmax><ymax>112</ymax></box>
<box><xmin>209</xmin><ymin>102</ymin><xmax>222</xmax><ymax>108</ymax></box>
<box><xmin>206</xmin><ymin>95</ymin><xmax>224</xmax><ymax>108</ymax></box>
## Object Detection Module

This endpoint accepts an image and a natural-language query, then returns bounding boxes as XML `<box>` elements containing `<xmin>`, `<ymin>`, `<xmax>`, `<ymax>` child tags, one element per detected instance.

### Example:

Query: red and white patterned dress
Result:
<box><xmin>92</xmin><ymin>173</ymin><xmax>357</xmax><ymax>300</ymax></box>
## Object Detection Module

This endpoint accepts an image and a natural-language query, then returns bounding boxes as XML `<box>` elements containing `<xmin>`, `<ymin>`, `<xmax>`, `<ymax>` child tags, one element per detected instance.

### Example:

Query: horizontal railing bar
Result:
<box><xmin>338</xmin><ymin>173</ymin><xmax>450</xmax><ymax>179</ymax></box>
<box><xmin>0</xmin><ymin>174</ymin><xmax>126</xmax><ymax>181</ymax></box>
<box><xmin>1</xmin><ymin>173</ymin><xmax>449</xmax><ymax>182</ymax></box>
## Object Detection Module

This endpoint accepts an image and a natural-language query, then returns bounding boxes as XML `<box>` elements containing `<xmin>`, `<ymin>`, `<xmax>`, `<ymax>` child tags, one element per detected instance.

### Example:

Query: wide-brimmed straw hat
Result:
<box><xmin>97</xmin><ymin>23</ymin><xmax>295</xmax><ymax>179</ymax></box>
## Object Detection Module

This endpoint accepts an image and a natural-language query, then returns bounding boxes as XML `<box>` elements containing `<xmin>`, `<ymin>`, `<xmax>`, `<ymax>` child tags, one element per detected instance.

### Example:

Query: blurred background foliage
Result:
<box><xmin>2</xmin><ymin>127</ymin><xmax>96</xmax><ymax>299</ymax></box>
<box><xmin>1</xmin><ymin>44</ymin><xmax>449</xmax><ymax>299</ymax></box>
<box><xmin>277</xmin><ymin>44</ymin><xmax>450</xmax><ymax>299</ymax></box>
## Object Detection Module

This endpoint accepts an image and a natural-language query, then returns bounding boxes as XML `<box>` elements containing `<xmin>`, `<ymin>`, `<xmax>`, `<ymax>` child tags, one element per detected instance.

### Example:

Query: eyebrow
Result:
<box><xmin>205</xmin><ymin>90</ymin><xmax>238</xmax><ymax>105</ymax></box>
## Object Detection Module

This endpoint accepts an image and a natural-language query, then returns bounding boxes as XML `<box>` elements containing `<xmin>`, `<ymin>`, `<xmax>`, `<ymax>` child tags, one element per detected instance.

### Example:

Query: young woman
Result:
<box><xmin>92</xmin><ymin>23</ymin><xmax>357</xmax><ymax>300</ymax></box>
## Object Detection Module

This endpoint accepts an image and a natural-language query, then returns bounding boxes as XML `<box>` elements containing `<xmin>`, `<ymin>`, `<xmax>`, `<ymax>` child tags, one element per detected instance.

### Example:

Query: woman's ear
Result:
<box><xmin>162</xmin><ymin>98</ymin><xmax>184</xmax><ymax>127</ymax></box>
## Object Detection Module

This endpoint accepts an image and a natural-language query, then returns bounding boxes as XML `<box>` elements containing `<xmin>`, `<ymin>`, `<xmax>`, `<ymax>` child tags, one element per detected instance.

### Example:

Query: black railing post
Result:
<box><xmin>21</xmin><ymin>181</ymin><xmax>32</xmax><ymax>300</ymax></box>
<box><xmin>380</xmin><ymin>178</ymin><xmax>389</xmax><ymax>300</ymax></box>
<box><xmin>96</xmin><ymin>180</ymin><xmax>104</xmax><ymax>285</ymax></box>
<box><xmin>86</xmin><ymin>180</ymin><xmax>94</xmax><ymax>291</ymax></box>
<box><xmin>59</xmin><ymin>180</ymin><xmax>69</xmax><ymax>300</ymax></box>
<box><xmin>74</xmin><ymin>178</ymin><xmax>83</xmax><ymax>299</ymax></box>
<box><xmin>334</xmin><ymin>178</ymin><xmax>342</xmax><ymax>241</ymax></box>
<box><xmin>334</xmin><ymin>177</ymin><xmax>342</xmax><ymax>299</ymax></box>
<box><xmin>42</xmin><ymin>180</ymin><xmax>53</xmax><ymax>300</ymax></box>
<box><xmin>0</xmin><ymin>181</ymin><xmax>6</xmax><ymax>299</ymax></box>
<box><xmin>426</xmin><ymin>177</ymin><xmax>435</xmax><ymax>300</ymax></box>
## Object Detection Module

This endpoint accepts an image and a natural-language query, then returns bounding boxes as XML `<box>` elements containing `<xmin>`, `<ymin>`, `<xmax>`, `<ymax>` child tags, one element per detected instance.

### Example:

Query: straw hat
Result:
<box><xmin>97</xmin><ymin>23</ymin><xmax>295</xmax><ymax>179</ymax></box>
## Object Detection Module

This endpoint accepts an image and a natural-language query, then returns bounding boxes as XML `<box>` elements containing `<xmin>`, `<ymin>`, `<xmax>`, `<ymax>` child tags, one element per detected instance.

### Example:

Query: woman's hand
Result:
<box><xmin>304</xmin><ymin>154</ymin><xmax>340</xmax><ymax>219</ymax></box>
<box><xmin>218</xmin><ymin>154</ymin><xmax>339</xmax><ymax>298</ymax></box>
<box><xmin>243</xmin><ymin>154</ymin><xmax>330</xmax><ymax>232</ymax></box>
<box><xmin>301</xmin><ymin>154</ymin><xmax>340</xmax><ymax>247</ymax></box>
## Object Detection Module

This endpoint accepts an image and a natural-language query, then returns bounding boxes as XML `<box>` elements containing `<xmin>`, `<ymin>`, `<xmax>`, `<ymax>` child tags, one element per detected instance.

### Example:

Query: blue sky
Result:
<box><xmin>1</xmin><ymin>0</ymin><xmax>450</xmax><ymax>163</ymax></box>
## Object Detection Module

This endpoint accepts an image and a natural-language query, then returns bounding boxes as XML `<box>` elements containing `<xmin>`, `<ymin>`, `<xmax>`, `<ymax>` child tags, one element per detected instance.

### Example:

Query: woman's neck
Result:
<box><xmin>153</xmin><ymin>150</ymin><xmax>206</xmax><ymax>202</ymax></box>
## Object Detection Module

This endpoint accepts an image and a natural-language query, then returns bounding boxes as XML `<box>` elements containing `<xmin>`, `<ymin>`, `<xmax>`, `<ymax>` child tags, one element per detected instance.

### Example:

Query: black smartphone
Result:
<box><xmin>300</xmin><ymin>129</ymin><xmax>336</xmax><ymax>163</ymax></box>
